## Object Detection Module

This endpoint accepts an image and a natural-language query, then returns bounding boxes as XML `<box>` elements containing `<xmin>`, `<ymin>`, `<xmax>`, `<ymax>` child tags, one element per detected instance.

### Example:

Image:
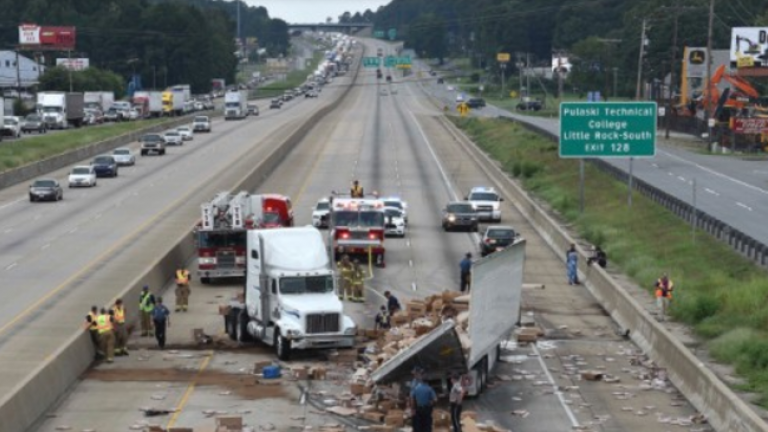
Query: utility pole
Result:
<box><xmin>635</xmin><ymin>19</ymin><xmax>647</xmax><ymax>100</ymax></box>
<box><xmin>237</xmin><ymin>0</ymin><xmax>242</xmax><ymax>59</ymax></box>
<box><xmin>526</xmin><ymin>53</ymin><xmax>530</xmax><ymax>99</ymax></box>
<box><xmin>613</xmin><ymin>67</ymin><xmax>618</xmax><ymax>97</ymax></box>
<box><xmin>500</xmin><ymin>62</ymin><xmax>507</xmax><ymax>99</ymax></box>
<box><xmin>556</xmin><ymin>51</ymin><xmax>564</xmax><ymax>100</ymax></box>
<box><xmin>705</xmin><ymin>0</ymin><xmax>715</xmax><ymax>149</ymax></box>
<box><xmin>15</xmin><ymin>49</ymin><xmax>22</xmax><ymax>98</ymax></box>
<box><xmin>67</xmin><ymin>49</ymin><xmax>73</xmax><ymax>92</ymax></box>
<box><xmin>665</xmin><ymin>2</ymin><xmax>680</xmax><ymax>139</ymax></box>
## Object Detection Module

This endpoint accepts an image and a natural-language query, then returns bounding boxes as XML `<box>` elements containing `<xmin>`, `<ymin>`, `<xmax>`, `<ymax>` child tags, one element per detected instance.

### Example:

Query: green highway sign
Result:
<box><xmin>388</xmin><ymin>28</ymin><xmax>397</xmax><ymax>40</ymax></box>
<box><xmin>384</xmin><ymin>55</ymin><xmax>411</xmax><ymax>68</ymax></box>
<box><xmin>363</xmin><ymin>57</ymin><xmax>381</xmax><ymax>68</ymax></box>
<box><xmin>374</xmin><ymin>30</ymin><xmax>385</xmax><ymax>38</ymax></box>
<box><xmin>559</xmin><ymin>102</ymin><xmax>657</xmax><ymax>158</ymax></box>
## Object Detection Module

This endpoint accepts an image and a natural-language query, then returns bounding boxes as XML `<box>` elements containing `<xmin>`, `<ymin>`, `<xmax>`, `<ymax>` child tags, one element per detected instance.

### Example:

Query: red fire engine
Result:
<box><xmin>330</xmin><ymin>194</ymin><xmax>386</xmax><ymax>267</ymax></box>
<box><xmin>196</xmin><ymin>191</ymin><xmax>294</xmax><ymax>283</ymax></box>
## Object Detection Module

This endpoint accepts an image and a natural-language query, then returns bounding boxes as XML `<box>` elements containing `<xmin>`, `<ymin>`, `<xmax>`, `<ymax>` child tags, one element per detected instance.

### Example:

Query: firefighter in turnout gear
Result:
<box><xmin>139</xmin><ymin>285</ymin><xmax>156</xmax><ymax>336</ymax></box>
<box><xmin>351</xmin><ymin>180</ymin><xmax>364</xmax><ymax>198</ymax></box>
<box><xmin>337</xmin><ymin>254</ymin><xmax>354</xmax><ymax>301</ymax></box>
<box><xmin>111</xmin><ymin>299</ymin><xmax>128</xmax><ymax>356</ymax></box>
<box><xmin>350</xmin><ymin>259</ymin><xmax>365</xmax><ymax>303</ymax></box>
<box><xmin>175</xmin><ymin>266</ymin><xmax>191</xmax><ymax>312</ymax></box>
<box><xmin>97</xmin><ymin>308</ymin><xmax>116</xmax><ymax>363</ymax></box>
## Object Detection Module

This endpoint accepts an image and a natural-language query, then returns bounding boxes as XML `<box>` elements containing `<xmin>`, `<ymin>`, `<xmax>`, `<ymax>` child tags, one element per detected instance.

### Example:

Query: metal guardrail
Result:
<box><xmin>499</xmin><ymin>116</ymin><xmax>768</xmax><ymax>270</ymax></box>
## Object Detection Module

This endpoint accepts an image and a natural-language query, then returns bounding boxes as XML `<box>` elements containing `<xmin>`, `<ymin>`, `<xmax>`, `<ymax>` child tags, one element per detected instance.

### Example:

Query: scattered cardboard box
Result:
<box><xmin>581</xmin><ymin>371</ymin><xmax>604</xmax><ymax>381</ymax></box>
<box><xmin>216</xmin><ymin>416</ymin><xmax>243</xmax><ymax>430</ymax></box>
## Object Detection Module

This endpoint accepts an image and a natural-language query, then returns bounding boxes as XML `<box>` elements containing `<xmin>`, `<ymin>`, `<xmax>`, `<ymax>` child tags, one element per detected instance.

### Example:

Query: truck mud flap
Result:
<box><xmin>370</xmin><ymin>321</ymin><xmax>466</xmax><ymax>384</ymax></box>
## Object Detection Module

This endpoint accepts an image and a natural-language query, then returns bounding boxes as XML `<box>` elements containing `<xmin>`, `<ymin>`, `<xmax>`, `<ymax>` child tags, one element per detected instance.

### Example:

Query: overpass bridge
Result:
<box><xmin>288</xmin><ymin>22</ymin><xmax>373</xmax><ymax>35</ymax></box>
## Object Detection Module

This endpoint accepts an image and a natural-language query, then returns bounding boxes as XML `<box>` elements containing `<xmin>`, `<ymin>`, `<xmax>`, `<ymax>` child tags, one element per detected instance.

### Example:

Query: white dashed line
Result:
<box><xmin>736</xmin><ymin>202</ymin><xmax>753</xmax><ymax>212</ymax></box>
<box><xmin>668</xmin><ymin>172</ymin><xmax>674</xmax><ymax>176</ymax></box>
<box><xmin>0</xmin><ymin>199</ymin><xmax>23</xmax><ymax>210</ymax></box>
<box><xmin>705</xmin><ymin>188</ymin><xmax>720</xmax><ymax>197</ymax></box>
<box><xmin>3</xmin><ymin>228</ymin><xmax>11</xmax><ymax>233</ymax></box>
<box><xmin>411</xmin><ymin>282</ymin><xmax>417</xmax><ymax>291</ymax></box>
<box><xmin>69</xmin><ymin>227</ymin><xmax>78</xmax><ymax>234</ymax></box>
<box><xmin>651</xmin><ymin>163</ymin><xmax>659</xmax><ymax>168</ymax></box>
<box><xmin>677</xmin><ymin>176</ymin><xmax>686</xmax><ymax>182</ymax></box>
<box><xmin>6</xmin><ymin>262</ymin><xmax>17</xmax><ymax>271</ymax></box>
<box><xmin>41</xmin><ymin>243</ymin><xmax>50</xmax><ymax>250</ymax></box>
<box><xmin>409</xmin><ymin>259</ymin><xmax>413</xmax><ymax>267</ymax></box>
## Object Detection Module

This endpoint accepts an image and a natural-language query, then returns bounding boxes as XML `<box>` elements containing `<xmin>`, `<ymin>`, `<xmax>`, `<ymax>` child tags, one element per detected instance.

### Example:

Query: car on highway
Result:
<box><xmin>467</xmin><ymin>98</ymin><xmax>486</xmax><ymax>109</ymax></box>
<box><xmin>442</xmin><ymin>201</ymin><xmax>479</xmax><ymax>232</ymax></box>
<box><xmin>437</xmin><ymin>77</ymin><xmax>444</xmax><ymax>84</ymax></box>
<box><xmin>2</xmin><ymin>116</ymin><xmax>22</xmax><ymax>138</ymax></box>
<box><xmin>516</xmin><ymin>99</ymin><xmax>542</xmax><ymax>111</ymax></box>
<box><xmin>305</xmin><ymin>90</ymin><xmax>318</xmax><ymax>98</ymax></box>
<box><xmin>194</xmin><ymin>101</ymin><xmax>204</xmax><ymax>111</ymax></box>
<box><xmin>381</xmin><ymin>196</ymin><xmax>408</xmax><ymax>224</ymax></box>
<box><xmin>29</xmin><ymin>178</ymin><xmax>63</xmax><ymax>202</ymax></box>
<box><xmin>140</xmin><ymin>133</ymin><xmax>166</xmax><ymax>156</ymax></box>
<box><xmin>193</xmin><ymin>116</ymin><xmax>211</xmax><ymax>133</ymax></box>
<box><xmin>466</xmin><ymin>186</ymin><xmax>503</xmax><ymax>222</ymax></box>
<box><xmin>311</xmin><ymin>197</ymin><xmax>331</xmax><ymax>228</ymax></box>
<box><xmin>68</xmin><ymin>165</ymin><xmax>97</xmax><ymax>188</ymax></box>
<box><xmin>91</xmin><ymin>155</ymin><xmax>119</xmax><ymax>178</ymax></box>
<box><xmin>270</xmin><ymin>99</ymin><xmax>282</xmax><ymax>109</ymax></box>
<box><xmin>247</xmin><ymin>103</ymin><xmax>259</xmax><ymax>116</ymax></box>
<box><xmin>479</xmin><ymin>225</ymin><xmax>518</xmax><ymax>257</ymax></box>
<box><xmin>384</xmin><ymin>207</ymin><xmax>407</xmax><ymax>237</ymax></box>
<box><xmin>282</xmin><ymin>92</ymin><xmax>293</xmax><ymax>102</ymax></box>
<box><xmin>127</xmin><ymin>108</ymin><xmax>140</xmax><ymax>120</ymax></box>
<box><xmin>112</xmin><ymin>147</ymin><xmax>136</xmax><ymax>166</ymax></box>
<box><xmin>21</xmin><ymin>114</ymin><xmax>47</xmax><ymax>134</ymax></box>
<box><xmin>177</xmin><ymin>126</ymin><xmax>194</xmax><ymax>141</ymax></box>
<box><xmin>164</xmin><ymin>130</ymin><xmax>183</xmax><ymax>146</ymax></box>
<box><xmin>104</xmin><ymin>107</ymin><xmax>121</xmax><ymax>122</ymax></box>
<box><xmin>380</xmin><ymin>89</ymin><xmax>388</xmax><ymax>96</ymax></box>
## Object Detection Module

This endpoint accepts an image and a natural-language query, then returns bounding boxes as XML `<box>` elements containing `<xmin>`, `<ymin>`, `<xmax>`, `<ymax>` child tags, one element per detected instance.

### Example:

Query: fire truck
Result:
<box><xmin>329</xmin><ymin>194</ymin><xmax>387</xmax><ymax>267</ymax></box>
<box><xmin>196</xmin><ymin>191</ymin><xmax>294</xmax><ymax>283</ymax></box>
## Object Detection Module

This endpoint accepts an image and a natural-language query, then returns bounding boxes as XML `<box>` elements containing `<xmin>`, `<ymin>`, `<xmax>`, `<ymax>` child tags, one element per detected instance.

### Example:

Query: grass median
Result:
<box><xmin>0</xmin><ymin>119</ymin><xmax>169</xmax><ymax>173</ymax></box>
<box><xmin>452</xmin><ymin>116</ymin><xmax>768</xmax><ymax>405</ymax></box>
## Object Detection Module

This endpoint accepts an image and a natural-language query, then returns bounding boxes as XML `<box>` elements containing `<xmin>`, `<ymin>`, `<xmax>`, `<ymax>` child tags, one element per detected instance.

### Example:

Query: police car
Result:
<box><xmin>311</xmin><ymin>197</ymin><xmax>331</xmax><ymax>228</ymax></box>
<box><xmin>381</xmin><ymin>196</ymin><xmax>408</xmax><ymax>225</ymax></box>
<box><xmin>384</xmin><ymin>206</ymin><xmax>407</xmax><ymax>237</ymax></box>
<box><xmin>465</xmin><ymin>187</ymin><xmax>503</xmax><ymax>222</ymax></box>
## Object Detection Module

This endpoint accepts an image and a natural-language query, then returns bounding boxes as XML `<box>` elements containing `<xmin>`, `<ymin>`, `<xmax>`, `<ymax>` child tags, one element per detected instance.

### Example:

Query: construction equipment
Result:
<box><xmin>701</xmin><ymin>65</ymin><xmax>759</xmax><ymax>113</ymax></box>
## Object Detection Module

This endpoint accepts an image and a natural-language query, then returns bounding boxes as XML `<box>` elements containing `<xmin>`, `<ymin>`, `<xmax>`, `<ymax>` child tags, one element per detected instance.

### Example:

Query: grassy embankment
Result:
<box><xmin>0</xmin><ymin>118</ymin><xmax>168</xmax><ymax>172</ymax></box>
<box><xmin>452</xmin><ymin>116</ymin><xmax>768</xmax><ymax>405</ymax></box>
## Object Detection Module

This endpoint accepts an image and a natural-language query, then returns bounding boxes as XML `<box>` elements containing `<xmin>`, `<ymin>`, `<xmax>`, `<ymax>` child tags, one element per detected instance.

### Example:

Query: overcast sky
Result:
<box><xmin>246</xmin><ymin>0</ymin><xmax>390</xmax><ymax>24</ymax></box>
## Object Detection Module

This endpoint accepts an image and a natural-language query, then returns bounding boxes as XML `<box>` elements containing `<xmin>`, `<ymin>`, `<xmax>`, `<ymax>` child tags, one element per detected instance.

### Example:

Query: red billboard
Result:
<box><xmin>18</xmin><ymin>24</ymin><xmax>76</xmax><ymax>50</ymax></box>
<box><xmin>732</xmin><ymin>118</ymin><xmax>768</xmax><ymax>134</ymax></box>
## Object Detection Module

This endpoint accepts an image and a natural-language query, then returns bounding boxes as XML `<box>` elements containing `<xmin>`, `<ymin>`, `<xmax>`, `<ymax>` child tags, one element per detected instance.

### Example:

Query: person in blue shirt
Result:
<box><xmin>410</xmin><ymin>369</ymin><xmax>437</xmax><ymax>432</ymax></box>
<box><xmin>459</xmin><ymin>253</ymin><xmax>473</xmax><ymax>293</ymax></box>
<box><xmin>151</xmin><ymin>297</ymin><xmax>171</xmax><ymax>349</ymax></box>
<box><xmin>384</xmin><ymin>291</ymin><xmax>401</xmax><ymax>315</ymax></box>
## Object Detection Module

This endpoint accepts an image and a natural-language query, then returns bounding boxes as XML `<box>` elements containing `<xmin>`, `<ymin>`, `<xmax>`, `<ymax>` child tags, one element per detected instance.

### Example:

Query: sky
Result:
<box><xmin>246</xmin><ymin>0</ymin><xmax>391</xmax><ymax>24</ymax></box>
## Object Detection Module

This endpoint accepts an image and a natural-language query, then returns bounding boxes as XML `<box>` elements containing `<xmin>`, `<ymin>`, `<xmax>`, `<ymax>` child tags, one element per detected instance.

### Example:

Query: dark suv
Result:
<box><xmin>140</xmin><ymin>133</ymin><xmax>166</xmax><ymax>156</ymax></box>
<box><xmin>516</xmin><ymin>99</ymin><xmax>543</xmax><ymax>111</ymax></box>
<box><xmin>479</xmin><ymin>226</ymin><xmax>518</xmax><ymax>257</ymax></box>
<box><xmin>91</xmin><ymin>155</ymin><xmax>119</xmax><ymax>178</ymax></box>
<box><xmin>442</xmin><ymin>201</ymin><xmax>479</xmax><ymax>232</ymax></box>
<box><xmin>467</xmin><ymin>98</ymin><xmax>486</xmax><ymax>109</ymax></box>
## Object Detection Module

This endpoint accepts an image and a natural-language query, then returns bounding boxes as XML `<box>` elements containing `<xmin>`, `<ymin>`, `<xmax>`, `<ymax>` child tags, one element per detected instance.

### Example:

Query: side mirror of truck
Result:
<box><xmin>499</xmin><ymin>197</ymin><xmax>504</xmax><ymax>202</ymax></box>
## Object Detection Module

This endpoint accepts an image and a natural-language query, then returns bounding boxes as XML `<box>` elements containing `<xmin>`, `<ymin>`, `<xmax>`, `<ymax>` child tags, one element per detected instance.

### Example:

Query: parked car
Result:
<box><xmin>384</xmin><ymin>207</ymin><xmax>407</xmax><ymax>237</ymax></box>
<box><xmin>112</xmin><ymin>147</ymin><xmax>136</xmax><ymax>166</ymax></box>
<box><xmin>29</xmin><ymin>178</ymin><xmax>63</xmax><ymax>202</ymax></box>
<box><xmin>192</xmin><ymin>116</ymin><xmax>211</xmax><ymax>133</ymax></box>
<box><xmin>164</xmin><ymin>131</ymin><xmax>183</xmax><ymax>146</ymax></box>
<box><xmin>127</xmin><ymin>108</ymin><xmax>140</xmax><ymax>120</ymax></box>
<box><xmin>2</xmin><ymin>116</ymin><xmax>22</xmax><ymax>138</ymax></box>
<box><xmin>467</xmin><ymin>98</ymin><xmax>486</xmax><ymax>109</ymax></box>
<box><xmin>104</xmin><ymin>108</ymin><xmax>121</xmax><ymax>122</ymax></box>
<box><xmin>91</xmin><ymin>155</ymin><xmax>119</xmax><ymax>178</ymax></box>
<box><xmin>22</xmin><ymin>114</ymin><xmax>47</xmax><ymax>134</ymax></box>
<box><xmin>68</xmin><ymin>165</ymin><xmax>97</xmax><ymax>188</ymax></box>
<box><xmin>516</xmin><ymin>99</ymin><xmax>542</xmax><ymax>111</ymax></box>
<box><xmin>177</xmin><ymin>126</ymin><xmax>194</xmax><ymax>141</ymax></box>
<box><xmin>479</xmin><ymin>225</ymin><xmax>518</xmax><ymax>257</ymax></box>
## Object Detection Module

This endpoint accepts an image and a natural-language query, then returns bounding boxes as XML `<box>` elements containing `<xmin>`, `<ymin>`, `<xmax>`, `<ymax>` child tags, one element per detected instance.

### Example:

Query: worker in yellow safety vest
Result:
<box><xmin>655</xmin><ymin>273</ymin><xmax>674</xmax><ymax>321</ymax></box>
<box><xmin>175</xmin><ymin>266</ymin><xmax>191</xmax><ymax>312</ymax></box>
<box><xmin>350</xmin><ymin>260</ymin><xmax>365</xmax><ymax>303</ymax></box>
<box><xmin>96</xmin><ymin>308</ymin><xmax>116</xmax><ymax>363</ymax></box>
<box><xmin>139</xmin><ymin>285</ymin><xmax>156</xmax><ymax>336</ymax></box>
<box><xmin>337</xmin><ymin>254</ymin><xmax>354</xmax><ymax>301</ymax></box>
<box><xmin>350</xmin><ymin>180</ymin><xmax>364</xmax><ymax>198</ymax></box>
<box><xmin>84</xmin><ymin>305</ymin><xmax>103</xmax><ymax>359</ymax></box>
<box><xmin>111</xmin><ymin>299</ymin><xmax>128</xmax><ymax>356</ymax></box>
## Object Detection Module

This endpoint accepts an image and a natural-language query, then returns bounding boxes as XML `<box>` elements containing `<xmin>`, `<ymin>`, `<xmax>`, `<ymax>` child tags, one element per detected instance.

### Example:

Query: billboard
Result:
<box><xmin>732</xmin><ymin>118</ymin><xmax>768</xmax><ymax>134</ymax></box>
<box><xmin>730</xmin><ymin>27</ymin><xmax>768</xmax><ymax>68</ymax></box>
<box><xmin>552</xmin><ymin>55</ymin><xmax>571</xmax><ymax>75</ymax></box>
<box><xmin>56</xmin><ymin>58</ymin><xmax>89</xmax><ymax>71</ymax></box>
<box><xmin>19</xmin><ymin>24</ymin><xmax>76</xmax><ymax>50</ymax></box>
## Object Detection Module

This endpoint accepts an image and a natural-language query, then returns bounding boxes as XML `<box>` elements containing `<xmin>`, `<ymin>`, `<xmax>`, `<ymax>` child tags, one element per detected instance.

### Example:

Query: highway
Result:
<box><xmin>420</xmin><ymin>77</ymin><xmax>768</xmax><ymax>245</ymax></box>
<box><xmin>29</xmin><ymin>39</ymin><xmax>699</xmax><ymax>432</ymax></box>
<box><xmin>0</xmin><ymin>70</ymin><xmax>348</xmax><ymax>409</ymax></box>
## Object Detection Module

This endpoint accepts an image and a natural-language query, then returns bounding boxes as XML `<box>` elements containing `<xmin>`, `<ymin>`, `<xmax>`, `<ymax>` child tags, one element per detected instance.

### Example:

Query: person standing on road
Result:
<box><xmin>566</xmin><ymin>244</ymin><xmax>579</xmax><ymax>285</ymax></box>
<box><xmin>375</xmin><ymin>306</ymin><xmax>391</xmax><ymax>330</ymax></box>
<box><xmin>350</xmin><ymin>180</ymin><xmax>364</xmax><ymax>198</ymax></box>
<box><xmin>139</xmin><ymin>285</ymin><xmax>156</xmax><ymax>337</ymax></box>
<box><xmin>655</xmin><ymin>273</ymin><xmax>674</xmax><ymax>320</ymax></box>
<box><xmin>350</xmin><ymin>259</ymin><xmax>365</xmax><ymax>303</ymax></box>
<box><xmin>337</xmin><ymin>254</ymin><xmax>354</xmax><ymax>301</ymax></box>
<box><xmin>449</xmin><ymin>373</ymin><xmax>467</xmax><ymax>432</ymax></box>
<box><xmin>459</xmin><ymin>253</ymin><xmax>472</xmax><ymax>293</ymax></box>
<box><xmin>410</xmin><ymin>371</ymin><xmax>437</xmax><ymax>432</ymax></box>
<box><xmin>384</xmin><ymin>290</ymin><xmax>401</xmax><ymax>315</ymax></box>
<box><xmin>84</xmin><ymin>305</ymin><xmax>103</xmax><ymax>359</ymax></box>
<box><xmin>111</xmin><ymin>299</ymin><xmax>128</xmax><ymax>356</ymax></box>
<box><xmin>96</xmin><ymin>308</ymin><xmax>116</xmax><ymax>363</ymax></box>
<box><xmin>152</xmin><ymin>297</ymin><xmax>171</xmax><ymax>349</ymax></box>
<box><xmin>175</xmin><ymin>265</ymin><xmax>191</xmax><ymax>312</ymax></box>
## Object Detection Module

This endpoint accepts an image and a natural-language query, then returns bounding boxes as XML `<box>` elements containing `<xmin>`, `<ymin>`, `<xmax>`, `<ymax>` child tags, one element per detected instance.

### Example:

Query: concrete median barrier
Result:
<box><xmin>437</xmin><ymin>115</ymin><xmax>768</xmax><ymax>432</ymax></box>
<box><xmin>0</xmin><ymin>49</ymin><xmax>363</xmax><ymax>432</ymax></box>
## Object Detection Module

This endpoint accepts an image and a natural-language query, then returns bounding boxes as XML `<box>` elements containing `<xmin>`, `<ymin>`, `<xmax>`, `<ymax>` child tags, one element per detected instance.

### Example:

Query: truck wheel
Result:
<box><xmin>275</xmin><ymin>330</ymin><xmax>291</xmax><ymax>360</ymax></box>
<box><xmin>225</xmin><ymin>311</ymin><xmax>237</xmax><ymax>341</ymax></box>
<box><xmin>479</xmin><ymin>357</ymin><xmax>489</xmax><ymax>391</ymax></box>
<box><xmin>200</xmin><ymin>277</ymin><xmax>210</xmax><ymax>284</ymax></box>
<box><xmin>236</xmin><ymin>312</ymin><xmax>252</xmax><ymax>342</ymax></box>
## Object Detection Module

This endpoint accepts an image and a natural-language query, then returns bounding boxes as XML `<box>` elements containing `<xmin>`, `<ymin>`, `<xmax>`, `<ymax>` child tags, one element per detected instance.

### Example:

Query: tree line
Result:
<box><xmin>0</xmin><ymin>0</ymin><xmax>290</xmax><ymax>94</ymax></box>
<box><xmin>364</xmin><ymin>0</ymin><xmax>768</xmax><ymax>97</ymax></box>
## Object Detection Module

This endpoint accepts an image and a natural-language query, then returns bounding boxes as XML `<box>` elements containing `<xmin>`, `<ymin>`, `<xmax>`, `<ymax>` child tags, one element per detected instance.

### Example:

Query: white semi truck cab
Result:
<box><xmin>225</xmin><ymin>226</ymin><xmax>357</xmax><ymax>360</ymax></box>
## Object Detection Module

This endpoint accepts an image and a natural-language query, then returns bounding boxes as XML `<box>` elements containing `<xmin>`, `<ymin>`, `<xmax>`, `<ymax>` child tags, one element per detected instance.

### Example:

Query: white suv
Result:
<box><xmin>311</xmin><ymin>198</ymin><xmax>331</xmax><ymax>228</ymax></box>
<box><xmin>466</xmin><ymin>187</ymin><xmax>503</xmax><ymax>222</ymax></box>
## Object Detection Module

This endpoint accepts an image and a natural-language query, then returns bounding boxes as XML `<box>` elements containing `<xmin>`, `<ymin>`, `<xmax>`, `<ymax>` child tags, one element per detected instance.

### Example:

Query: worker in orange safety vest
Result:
<box><xmin>175</xmin><ymin>266</ymin><xmax>191</xmax><ymax>312</ymax></box>
<box><xmin>84</xmin><ymin>305</ymin><xmax>103</xmax><ymax>359</ymax></box>
<box><xmin>655</xmin><ymin>273</ymin><xmax>674</xmax><ymax>321</ymax></box>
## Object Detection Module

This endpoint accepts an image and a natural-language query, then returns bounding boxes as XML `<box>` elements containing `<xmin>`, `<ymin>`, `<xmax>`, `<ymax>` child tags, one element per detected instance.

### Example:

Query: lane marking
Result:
<box><xmin>667</xmin><ymin>172</ymin><xmax>674</xmax><ymax>176</ymax></box>
<box><xmin>69</xmin><ymin>227</ymin><xmax>78</xmax><ymax>234</ymax></box>
<box><xmin>6</xmin><ymin>262</ymin><xmax>17</xmax><ymax>271</ymax></box>
<box><xmin>411</xmin><ymin>282</ymin><xmax>417</xmax><ymax>291</ymax></box>
<box><xmin>532</xmin><ymin>344</ymin><xmax>581</xmax><ymax>427</ymax></box>
<box><xmin>677</xmin><ymin>176</ymin><xmax>686</xmax><ymax>182</ymax></box>
<box><xmin>0</xmin><ymin>198</ymin><xmax>23</xmax><ymax>210</ymax></box>
<box><xmin>736</xmin><ymin>202</ymin><xmax>753</xmax><ymax>212</ymax></box>
<box><xmin>660</xmin><ymin>150</ymin><xmax>768</xmax><ymax>196</ymax></box>
<box><xmin>41</xmin><ymin>243</ymin><xmax>50</xmax><ymax>250</ymax></box>
<box><xmin>3</xmin><ymin>228</ymin><xmax>11</xmax><ymax>234</ymax></box>
<box><xmin>705</xmin><ymin>188</ymin><xmax>720</xmax><ymax>197</ymax></box>
<box><xmin>409</xmin><ymin>259</ymin><xmax>413</xmax><ymax>267</ymax></box>
<box><xmin>166</xmin><ymin>352</ymin><xmax>213</xmax><ymax>428</ymax></box>
<box><xmin>405</xmin><ymin>110</ymin><xmax>458</xmax><ymax>201</ymax></box>
<box><xmin>651</xmin><ymin>163</ymin><xmax>659</xmax><ymax>168</ymax></box>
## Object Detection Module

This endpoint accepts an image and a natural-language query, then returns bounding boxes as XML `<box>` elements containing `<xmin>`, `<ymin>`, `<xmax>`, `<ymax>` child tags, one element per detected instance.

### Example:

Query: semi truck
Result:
<box><xmin>161</xmin><ymin>91</ymin><xmax>184</xmax><ymax>116</ymax></box>
<box><xmin>132</xmin><ymin>91</ymin><xmax>163</xmax><ymax>118</ymax></box>
<box><xmin>211</xmin><ymin>79</ymin><xmax>226</xmax><ymax>96</ymax></box>
<box><xmin>37</xmin><ymin>92</ymin><xmax>85</xmax><ymax>129</ymax></box>
<box><xmin>84</xmin><ymin>91</ymin><xmax>114</xmax><ymax>112</ymax></box>
<box><xmin>370</xmin><ymin>239</ymin><xmax>525</xmax><ymax>397</ymax></box>
<box><xmin>224</xmin><ymin>226</ymin><xmax>357</xmax><ymax>360</ymax></box>
<box><xmin>224</xmin><ymin>90</ymin><xmax>248</xmax><ymax>120</ymax></box>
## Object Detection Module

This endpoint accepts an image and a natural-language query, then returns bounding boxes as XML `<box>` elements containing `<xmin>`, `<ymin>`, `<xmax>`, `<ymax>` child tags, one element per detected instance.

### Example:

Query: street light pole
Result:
<box><xmin>500</xmin><ymin>63</ymin><xmax>507</xmax><ymax>99</ymax></box>
<box><xmin>665</xmin><ymin>2</ymin><xmax>680</xmax><ymax>139</ymax></box>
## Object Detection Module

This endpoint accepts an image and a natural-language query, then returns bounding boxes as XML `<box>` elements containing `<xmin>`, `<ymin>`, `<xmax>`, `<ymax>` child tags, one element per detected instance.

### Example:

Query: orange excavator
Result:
<box><xmin>702</xmin><ymin>64</ymin><xmax>759</xmax><ymax>112</ymax></box>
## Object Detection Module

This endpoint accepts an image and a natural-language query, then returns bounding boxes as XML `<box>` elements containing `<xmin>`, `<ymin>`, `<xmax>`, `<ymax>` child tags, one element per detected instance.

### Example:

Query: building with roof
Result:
<box><xmin>0</xmin><ymin>50</ymin><xmax>44</xmax><ymax>90</ymax></box>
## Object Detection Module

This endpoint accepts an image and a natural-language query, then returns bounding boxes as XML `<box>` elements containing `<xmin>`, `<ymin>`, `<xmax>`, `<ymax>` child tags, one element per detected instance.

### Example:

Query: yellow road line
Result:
<box><xmin>166</xmin><ymin>351</ymin><xmax>213</xmax><ymax>428</ymax></box>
